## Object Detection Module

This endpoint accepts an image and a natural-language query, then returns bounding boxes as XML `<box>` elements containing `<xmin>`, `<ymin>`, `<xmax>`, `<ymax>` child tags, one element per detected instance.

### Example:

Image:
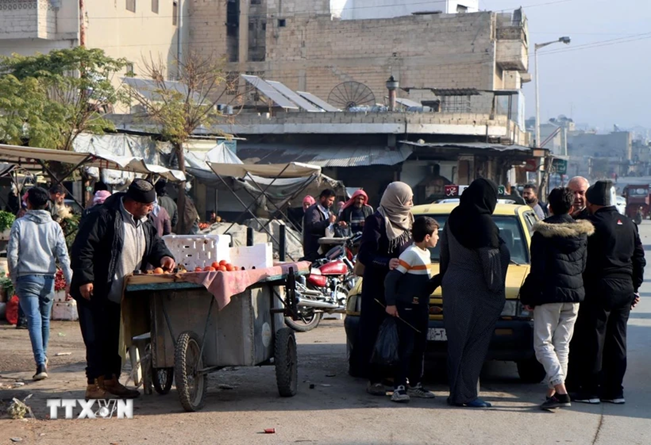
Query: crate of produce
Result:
<box><xmin>230</xmin><ymin>242</ymin><xmax>273</xmax><ymax>270</ymax></box>
<box><xmin>163</xmin><ymin>234</ymin><xmax>231</xmax><ymax>271</ymax></box>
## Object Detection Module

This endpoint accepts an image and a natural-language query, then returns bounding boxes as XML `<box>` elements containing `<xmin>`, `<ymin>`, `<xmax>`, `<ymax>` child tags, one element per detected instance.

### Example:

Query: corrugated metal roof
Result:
<box><xmin>237</xmin><ymin>145</ymin><xmax>412</xmax><ymax>167</ymax></box>
<box><xmin>400</xmin><ymin>141</ymin><xmax>532</xmax><ymax>153</ymax></box>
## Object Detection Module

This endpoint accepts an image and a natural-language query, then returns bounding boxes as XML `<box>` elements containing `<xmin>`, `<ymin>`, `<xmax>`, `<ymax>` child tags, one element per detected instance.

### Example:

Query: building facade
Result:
<box><xmin>189</xmin><ymin>1</ymin><xmax>529</xmax><ymax>114</ymax></box>
<box><xmin>0</xmin><ymin>0</ymin><xmax>188</xmax><ymax>79</ymax></box>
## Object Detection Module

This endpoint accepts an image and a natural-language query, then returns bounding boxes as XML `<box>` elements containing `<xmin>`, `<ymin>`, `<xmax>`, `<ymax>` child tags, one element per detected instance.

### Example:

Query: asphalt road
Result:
<box><xmin>1</xmin><ymin>224</ymin><xmax>651</xmax><ymax>444</ymax></box>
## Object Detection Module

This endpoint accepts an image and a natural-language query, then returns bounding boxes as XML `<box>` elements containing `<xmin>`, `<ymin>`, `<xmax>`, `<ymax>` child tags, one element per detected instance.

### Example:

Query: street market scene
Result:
<box><xmin>1</xmin><ymin>0</ymin><xmax>651</xmax><ymax>444</ymax></box>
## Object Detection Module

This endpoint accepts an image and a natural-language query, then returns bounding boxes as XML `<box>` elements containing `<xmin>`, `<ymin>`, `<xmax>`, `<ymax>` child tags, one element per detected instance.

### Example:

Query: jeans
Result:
<box><xmin>533</xmin><ymin>303</ymin><xmax>579</xmax><ymax>388</ymax></box>
<box><xmin>16</xmin><ymin>275</ymin><xmax>55</xmax><ymax>367</ymax></box>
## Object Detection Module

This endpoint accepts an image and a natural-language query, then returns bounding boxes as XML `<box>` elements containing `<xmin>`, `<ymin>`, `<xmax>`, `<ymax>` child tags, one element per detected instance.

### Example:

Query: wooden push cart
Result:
<box><xmin>122</xmin><ymin>267</ymin><xmax>303</xmax><ymax>412</ymax></box>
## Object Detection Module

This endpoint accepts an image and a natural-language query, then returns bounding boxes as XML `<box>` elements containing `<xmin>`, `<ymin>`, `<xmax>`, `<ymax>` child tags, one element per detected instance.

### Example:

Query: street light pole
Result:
<box><xmin>534</xmin><ymin>36</ymin><xmax>570</xmax><ymax>189</ymax></box>
<box><xmin>534</xmin><ymin>36</ymin><xmax>571</xmax><ymax>148</ymax></box>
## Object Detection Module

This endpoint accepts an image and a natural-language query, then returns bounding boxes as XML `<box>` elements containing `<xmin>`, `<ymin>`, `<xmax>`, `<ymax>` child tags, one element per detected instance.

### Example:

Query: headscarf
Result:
<box><xmin>378</xmin><ymin>182</ymin><xmax>414</xmax><ymax>252</ymax></box>
<box><xmin>21</xmin><ymin>191</ymin><xmax>29</xmax><ymax>208</ymax></box>
<box><xmin>448</xmin><ymin>178</ymin><xmax>500</xmax><ymax>249</ymax></box>
<box><xmin>93</xmin><ymin>190</ymin><xmax>111</xmax><ymax>206</ymax></box>
<box><xmin>342</xmin><ymin>189</ymin><xmax>368</xmax><ymax>211</ymax></box>
<box><xmin>302</xmin><ymin>195</ymin><xmax>316</xmax><ymax>209</ymax></box>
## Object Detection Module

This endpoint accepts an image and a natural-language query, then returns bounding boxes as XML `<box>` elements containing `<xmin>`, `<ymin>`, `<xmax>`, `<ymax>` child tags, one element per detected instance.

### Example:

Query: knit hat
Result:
<box><xmin>126</xmin><ymin>179</ymin><xmax>156</xmax><ymax>204</ymax></box>
<box><xmin>586</xmin><ymin>180</ymin><xmax>616</xmax><ymax>207</ymax></box>
<box><xmin>93</xmin><ymin>190</ymin><xmax>111</xmax><ymax>205</ymax></box>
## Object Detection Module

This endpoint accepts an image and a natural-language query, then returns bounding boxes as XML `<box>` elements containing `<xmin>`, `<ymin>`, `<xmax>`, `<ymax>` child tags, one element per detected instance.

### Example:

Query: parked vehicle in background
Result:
<box><xmin>285</xmin><ymin>233</ymin><xmax>360</xmax><ymax>332</ymax></box>
<box><xmin>622</xmin><ymin>184</ymin><xmax>650</xmax><ymax>223</ymax></box>
<box><xmin>345</xmin><ymin>203</ymin><xmax>546</xmax><ymax>383</ymax></box>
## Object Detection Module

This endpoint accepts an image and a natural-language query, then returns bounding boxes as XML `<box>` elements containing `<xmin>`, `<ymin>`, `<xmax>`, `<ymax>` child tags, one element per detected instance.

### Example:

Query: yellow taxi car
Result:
<box><xmin>344</xmin><ymin>203</ymin><xmax>546</xmax><ymax>383</ymax></box>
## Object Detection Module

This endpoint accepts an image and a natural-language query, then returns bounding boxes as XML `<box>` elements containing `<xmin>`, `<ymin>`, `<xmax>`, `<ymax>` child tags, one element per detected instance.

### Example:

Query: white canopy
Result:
<box><xmin>0</xmin><ymin>143</ymin><xmax>185</xmax><ymax>182</ymax></box>
<box><xmin>208</xmin><ymin>161</ymin><xmax>321</xmax><ymax>179</ymax></box>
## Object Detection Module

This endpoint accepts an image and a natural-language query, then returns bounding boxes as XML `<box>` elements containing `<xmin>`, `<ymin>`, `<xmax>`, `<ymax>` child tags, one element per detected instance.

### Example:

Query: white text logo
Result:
<box><xmin>46</xmin><ymin>399</ymin><xmax>133</xmax><ymax>419</ymax></box>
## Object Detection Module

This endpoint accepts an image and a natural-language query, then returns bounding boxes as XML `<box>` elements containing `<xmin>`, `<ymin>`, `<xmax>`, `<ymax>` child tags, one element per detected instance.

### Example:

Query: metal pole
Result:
<box><xmin>279</xmin><ymin>225</ymin><xmax>286</xmax><ymax>262</ymax></box>
<box><xmin>535</xmin><ymin>45</ymin><xmax>541</xmax><ymax>150</ymax></box>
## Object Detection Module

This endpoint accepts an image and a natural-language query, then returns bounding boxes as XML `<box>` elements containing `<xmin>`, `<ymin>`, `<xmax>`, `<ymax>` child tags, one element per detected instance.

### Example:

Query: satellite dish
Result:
<box><xmin>328</xmin><ymin>81</ymin><xmax>376</xmax><ymax>110</ymax></box>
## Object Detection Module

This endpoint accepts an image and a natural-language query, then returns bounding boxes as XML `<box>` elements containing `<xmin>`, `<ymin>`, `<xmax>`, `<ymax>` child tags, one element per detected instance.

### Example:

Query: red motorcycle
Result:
<box><xmin>285</xmin><ymin>233</ymin><xmax>361</xmax><ymax>332</ymax></box>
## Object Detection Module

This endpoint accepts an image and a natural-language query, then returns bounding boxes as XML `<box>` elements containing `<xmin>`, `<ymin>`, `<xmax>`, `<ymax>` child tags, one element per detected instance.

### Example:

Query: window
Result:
<box><xmin>423</xmin><ymin>214</ymin><xmax>529</xmax><ymax>265</ymax></box>
<box><xmin>126</xmin><ymin>63</ymin><xmax>135</xmax><ymax>76</ymax></box>
<box><xmin>456</xmin><ymin>4</ymin><xmax>468</xmax><ymax>13</ymax></box>
<box><xmin>151</xmin><ymin>0</ymin><xmax>158</xmax><ymax>13</ymax></box>
<box><xmin>277</xmin><ymin>18</ymin><xmax>286</xmax><ymax>27</ymax></box>
<box><xmin>173</xmin><ymin>1</ymin><xmax>178</xmax><ymax>26</ymax></box>
<box><xmin>251</xmin><ymin>0</ymin><xmax>261</xmax><ymax>4</ymax></box>
<box><xmin>126</xmin><ymin>0</ymin><xmax>136</xmax><ymax>13</ymax></box>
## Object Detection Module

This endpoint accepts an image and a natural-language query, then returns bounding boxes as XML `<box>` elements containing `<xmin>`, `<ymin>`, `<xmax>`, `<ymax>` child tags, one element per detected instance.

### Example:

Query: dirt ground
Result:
<box><xmin>1</xmin><ymin>306</ymin><xmax>650</xmax><ymax>445</ymax></box>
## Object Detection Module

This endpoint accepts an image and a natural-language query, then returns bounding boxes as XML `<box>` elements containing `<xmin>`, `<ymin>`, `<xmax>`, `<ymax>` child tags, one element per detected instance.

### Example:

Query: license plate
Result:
<box><xmin>427</xmin><ymin>328</ymin><xmax>447</xmax><ymax>341</ymax></box>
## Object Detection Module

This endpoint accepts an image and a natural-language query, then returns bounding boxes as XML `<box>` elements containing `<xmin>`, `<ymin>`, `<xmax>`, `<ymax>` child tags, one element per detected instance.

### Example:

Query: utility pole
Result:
<box><xmin>79</xmin><ymin>0</ymin><xmax>86</xmax><ymax>47</ymax></box>
<box><xmin>534</xmin><ymin>36</ymin><xmax>570</xmax><ymax>186</ymax></box>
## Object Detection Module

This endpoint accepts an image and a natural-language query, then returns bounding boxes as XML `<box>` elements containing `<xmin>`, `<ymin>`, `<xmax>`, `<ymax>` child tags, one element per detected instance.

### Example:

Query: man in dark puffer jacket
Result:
<box><xmin>567</xmin><ymin>180</ymin><xmax>645</xmax><ymax>405</ymax></box>
<box><xmin>521</xmin><ymin>187</ymin><xmax>594</xmax><ymax>410</ymax></box>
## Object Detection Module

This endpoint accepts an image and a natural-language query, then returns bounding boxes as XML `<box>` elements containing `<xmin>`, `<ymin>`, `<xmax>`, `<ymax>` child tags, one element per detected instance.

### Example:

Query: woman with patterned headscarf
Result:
<box><xmin>354</xmin><ymin>182</ymin><xmax>414</xmax><ymax>395</ymax></box>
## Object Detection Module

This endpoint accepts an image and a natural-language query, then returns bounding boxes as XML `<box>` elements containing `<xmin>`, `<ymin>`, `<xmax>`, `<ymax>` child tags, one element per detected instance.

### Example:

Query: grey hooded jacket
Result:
<box><xmin>7</xmin><ymin>210</ymin><xmax>73</xmax><ymax>286</ymax></box>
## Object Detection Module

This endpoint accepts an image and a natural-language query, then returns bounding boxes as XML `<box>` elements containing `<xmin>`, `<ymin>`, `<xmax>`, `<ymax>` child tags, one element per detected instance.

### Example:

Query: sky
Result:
<box><xmin>482</xmin><ymin>0</ymin><xmax>651</xmax><ymax>131</ymax></box>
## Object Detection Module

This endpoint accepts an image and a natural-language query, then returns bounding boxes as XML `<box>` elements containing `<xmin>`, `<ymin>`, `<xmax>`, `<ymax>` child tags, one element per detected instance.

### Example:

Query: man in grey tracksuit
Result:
<box><xmin>7</xmin><ymin>187</ymin><xmax>72</xmax><ymax>381</ymax></box>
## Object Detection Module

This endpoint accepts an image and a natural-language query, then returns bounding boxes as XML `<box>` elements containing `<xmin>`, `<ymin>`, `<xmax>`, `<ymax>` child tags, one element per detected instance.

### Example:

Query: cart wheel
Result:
<box><xmin>174</xmin><ymin>331</ymin><xmax>206</xmax><ymax>411</ymax></box>
<box><xmin>274</xmin><ymin>327</ymin><xmax>298</xmax><ymax>397</ymax></box>
<box><xmin>152</xmin><ymin>367</ymin><xmax>174</xmax><ymax>395</ymax></box>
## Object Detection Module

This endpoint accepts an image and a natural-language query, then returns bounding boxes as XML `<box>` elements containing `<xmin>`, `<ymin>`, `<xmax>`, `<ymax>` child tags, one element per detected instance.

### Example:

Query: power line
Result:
<box><xmin>539</xmin><ymin>32</ymin><xmax>651</xmax><ymax>56</ymax></box>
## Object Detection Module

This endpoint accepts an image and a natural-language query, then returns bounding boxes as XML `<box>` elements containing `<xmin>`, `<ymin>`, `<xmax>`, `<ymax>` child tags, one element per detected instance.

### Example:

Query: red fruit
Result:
<box><xmin>219</xmin><ymin>260</ymin><xmax>227</xmax><ymax>266</ymax></box>
<box><xmin>211</xmin><ymin>261</ymin><xmax>220</xmax><ymax>269</ymax></box>
<box><xmin>194</xmin><ymin>267</ymin><xmax>203</xmax><ymax>272</ymax></box>
<box><xmin>226</xmin><ymin>264</ymin><xmax>235</xmax><ymax>272</ymax></box>
<box><xmin>218</xmin><ymin>265</ymin><xmax>227</xmax><ymax>272</ymax></box>
<box><xmin>204</xmin><ymin>266</ymin><xmax>216</xmax><ymax>272</ymax></box>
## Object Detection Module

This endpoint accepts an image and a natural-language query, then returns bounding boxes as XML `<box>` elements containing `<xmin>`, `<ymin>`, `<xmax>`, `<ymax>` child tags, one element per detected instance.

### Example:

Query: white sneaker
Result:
<box><xmin>391</xmin><ymin>385</ymin><xmax>410</xmax><ymax>403</ymax></box>
<box><xmin>602</xmin><ymin>397</ymin><xmax>625</xmax><ymax>405</ymax></box>
<box><xmin>408</xmin><ymin>383</ymin><xmax>436</xmax><ymax>399</ymax></box>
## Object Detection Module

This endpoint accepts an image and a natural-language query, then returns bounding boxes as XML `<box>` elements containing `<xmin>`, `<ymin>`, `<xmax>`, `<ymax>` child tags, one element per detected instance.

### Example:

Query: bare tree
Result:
<box><xmin>128</xmin><ymin>52</ymin><xmax>244</xmax><ymax>233</ymax></box>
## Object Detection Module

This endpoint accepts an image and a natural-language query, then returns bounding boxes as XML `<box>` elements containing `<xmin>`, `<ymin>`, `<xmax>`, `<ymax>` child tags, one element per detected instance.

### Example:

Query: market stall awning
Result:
<box><xmin>399</xmin><ymin>141</ymin><xmax>532</xmax><ymax>153</ymax></box>
<box><xmin>236</xmin><ymin>145</ymin><xmax>412</xmax><ymax>167</ymax></box>
<box><xmin>0</xmin><ymin>144</ymin><xmax>185</xmax><ymax>182</ymax></box>
<box><xmin>208</xmin><ymin>161</ymin><xmax>321</xmax><ymax>179</ymax></box>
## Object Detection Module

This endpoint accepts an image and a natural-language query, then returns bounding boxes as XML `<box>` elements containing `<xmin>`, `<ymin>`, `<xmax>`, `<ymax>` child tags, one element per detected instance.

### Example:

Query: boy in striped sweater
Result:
<box><xmin>384</xmin><ymin>216</ymin><xmax>441</xmax><ymax>403</ymax></box>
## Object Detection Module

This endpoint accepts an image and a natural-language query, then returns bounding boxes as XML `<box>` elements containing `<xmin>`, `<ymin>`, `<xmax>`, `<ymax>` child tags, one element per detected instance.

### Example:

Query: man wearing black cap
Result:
<box><xmin>567</xmin><ymin>180</ymin><xmax>646</xmax><ymax>405</ymax></box>
<box><xmin>71</xmin><ymin>178</ymin><xmax>175</xmax><ymax>399</ymax></box>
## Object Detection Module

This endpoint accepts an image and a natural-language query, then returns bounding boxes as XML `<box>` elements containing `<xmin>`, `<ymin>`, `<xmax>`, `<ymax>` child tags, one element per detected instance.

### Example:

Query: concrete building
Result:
<box><xmin>189</xmin><ymin>1</ymin><xmax>530</xmax><ymax>109</ymax></box>
<box><xmin>0</xmin><ymin>0</ymin><xmax>189</xmax><ymax>80</ymax></box>
<box><xmin>568</xmin><ymin>130</ymin><xmax>632</xmax><ymax>178</ymax></box>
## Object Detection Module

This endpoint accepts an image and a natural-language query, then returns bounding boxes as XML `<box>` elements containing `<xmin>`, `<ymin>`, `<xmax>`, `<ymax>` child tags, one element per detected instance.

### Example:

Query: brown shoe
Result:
<box><xmin>85</xmin><ymin>381</ymin><xmax>115</xmax><ymax>400</ymax></box>
<box><xmin>98</xmin><ymin>376</ymin><xmax>140</xmax><ymax>399</ymax></box>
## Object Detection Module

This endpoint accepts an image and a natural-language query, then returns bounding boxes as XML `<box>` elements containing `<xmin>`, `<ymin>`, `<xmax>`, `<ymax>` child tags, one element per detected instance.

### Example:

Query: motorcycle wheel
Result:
<box><xmin>284</xmin><ymin>310</ymin><xmax>323</xmax><ymax>332</ymax></box>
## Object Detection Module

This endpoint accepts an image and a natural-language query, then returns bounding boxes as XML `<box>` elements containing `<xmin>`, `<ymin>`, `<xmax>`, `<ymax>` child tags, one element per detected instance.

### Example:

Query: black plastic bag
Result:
<box><xmin>371</xmin><ymin>318</ymin><xmax>400</xmax><ymax>366</ymax></box>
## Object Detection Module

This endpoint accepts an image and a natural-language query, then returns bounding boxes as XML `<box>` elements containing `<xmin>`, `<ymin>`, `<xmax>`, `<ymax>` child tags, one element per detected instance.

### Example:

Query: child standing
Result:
<box><xmin>384</xmin><ymin>216</ymin><xmax>441</xmax><ymax>403</ymax></box>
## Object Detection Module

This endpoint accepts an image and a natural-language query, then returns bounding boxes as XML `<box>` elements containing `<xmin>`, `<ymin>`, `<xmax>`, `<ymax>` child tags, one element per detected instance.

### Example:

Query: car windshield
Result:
<box><xmin>422</xmin><ymin>214</ymin><xmax>529</xmax><ymax>265</ymax></box>
<box><xmin>628</xmin><ymin>188</ymin><xmax>648</xmax><ymax>196</ymax></box>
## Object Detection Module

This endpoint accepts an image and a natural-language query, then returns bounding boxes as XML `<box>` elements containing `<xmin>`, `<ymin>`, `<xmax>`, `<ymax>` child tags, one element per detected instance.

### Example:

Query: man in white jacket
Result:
<box><xmin>7</xmin><ymin>187</ymin><xmax>72</xmax><ymax>381</ymax></box>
